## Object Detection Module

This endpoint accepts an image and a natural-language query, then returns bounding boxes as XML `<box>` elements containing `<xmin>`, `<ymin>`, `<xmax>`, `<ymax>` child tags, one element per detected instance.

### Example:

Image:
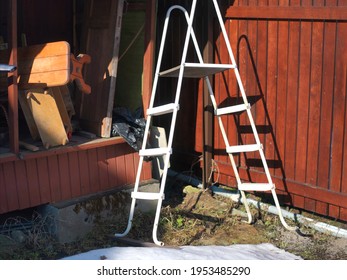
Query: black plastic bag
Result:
<box><xmin>111</xmin><ymin>107</ymin><xmax>148</xmax><ymax>154</ymax></box>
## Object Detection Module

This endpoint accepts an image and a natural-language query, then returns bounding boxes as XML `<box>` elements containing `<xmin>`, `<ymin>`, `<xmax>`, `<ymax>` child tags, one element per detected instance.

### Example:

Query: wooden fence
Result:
<box><xmin>211</xmin><ymin>0</ymin><xmax>347</xmax><ymax>221</ymax></box>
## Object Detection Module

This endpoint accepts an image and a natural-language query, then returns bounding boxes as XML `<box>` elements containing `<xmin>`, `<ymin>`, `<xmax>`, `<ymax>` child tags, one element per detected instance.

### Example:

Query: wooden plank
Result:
<box><xmin>36</xmin><ymin>157</ymin><xmax>51</xmax><ymax>204</ymax></box>
<box><xmin>225</xmin><ymin>6</ymin><xmax>347</xmax><ymax>21</ymax></box>
<box><xmin>255</xmin><ymin>15</ymin><xmax>268</xmax><ymax>173</ymax></box>
<box><xmin>7</xmin><ymin>0</ymin><xmax>19</xmax><ymax>154</ymax></box>
<box><xmin>284</xmin><ymin>19</ymin><xmax>300</xmax><ymax>180</ymax></box>
<box><xmin>47</xmin><ymin>155</ymin><xmax>62</xmax><ymax>202</ymax></box>
<box><xmin>329</xmin><ymin>22</ymin><xmax>347</xmax><ymax>193</ymax></box>
<box><xmin>315</xmin><ymin>201</ymin><xmax>328</xmax><ymax>217</ymax></box>
<box><xmin>304</xmin><ymin>197</ymin><xmax>316</xmax><ymax>213</ymax></box>
<box><xmin>14</xmin><ymin>160</ymin><xmax>30</xmax><ymax>209</ymax></box>
<box><xmin>295</xmin><ymin>18</ymin><xmax>311</xmax><ymax>183</ymax></box>
<box><xmin>305</xmin><ymin>21</ymin><xmax>324</xmax><ymax>186</ymax></box>
<box><xmin>97</xmin><ymin>146</ymin><xmax>109</xmax><ymax>189</ymax></box>
<box><xmin>78</xmin><ymin>0</ymin><xmax>124</xmax><ymax>137</ymax></box>
<box><xmin>105</xmin><ymin>145</ymin><xmax>118</xmax><ymax>187</ymax></box>
<box><xmin>343</xmin><ymin>66</ymin><xmax>347</xmax><ymax>197</ymax></box>
<box><xmin>0</xmin><ymin>41</ymin><xmax>70</xmax><ymax>89</ymax></box>
<box><xmin>50</xmin><ymin>86</ymin><xmax>73</xmax><ymax>136</ymax></box>
<box><xmin>18</xmin><ymin>90</ymin><xmax>40</xmax><ymax>140</ymax></box>
<box><xmin>142</xmin><ymin>0</ymin><xmax>156</xmax><ymax>114</ymax></box>
<box><xmin>58</xmin><ymin>153</ymin><xmax>71</xmax><ymax>200</ymax></box>
<box><xmin>328</xmin><ymin>205</ymin><xmax>340</xmax><ymax>220</ymax></box>
<box><xmin>68</xmin><ymin>152</ymin><xmax>81</xmax><ymax>198</ymax></box>
<box><xmin>0</xmin><ymin>164</ymin><xmax>9</xmax><ymax>213</ymax></box>
<box><xmin>317</xmin><ymin>21</ymin><xmax>336</xmax><ymax>189</ymax></box>
<box><xmin>26</xmin><ymin>88</ymin><xmax>69</xmax><ymax>148</ymax></box>
<box><xmin>78</xmin><ymin>150</ymin><xmax>91</xmax><ymax>195</ymax></box>
<box><xmin>275</xmin><ymin>3</ymin><xmax>289</xmax><ymax>178</ymax></box>
<box><xmin>125</xmin><ymin>148</ymin><xmax>135</xmax><ymax>184</ymax></box>
<box><xmin>87</xmin><ymin>149</ymin><xmax>99</xmax><ymax>193</ymax></box>
<box><xmin>292</xmin><ymin>194</ymin><xmax>305</xmax><ymax>210</ymax></box>
<box><xmin>25</xmin><ymin>158</ymin><xmax>41</xmax><ymax>206</ymax></box>
<box><xmin>340</xmin><ymin>208</ymin><xmax>347</xmax><ymax>222</ymax></box>
<box><xmin>264</xmin><ymin>9</ymin><xmax>278</xmax><ymax>177</ymax></box>
<box><xmin>115</xmin><ymin>144</ymin><xmax>127</xmax><ymax>186</ymax></box>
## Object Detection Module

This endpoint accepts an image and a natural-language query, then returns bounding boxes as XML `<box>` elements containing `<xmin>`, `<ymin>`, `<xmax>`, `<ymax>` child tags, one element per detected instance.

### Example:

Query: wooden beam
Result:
<box><xmin>8</xmin><ymin>0</ymin><xmax>18</xmax><ymax>154</ymax></box>
<box><xmin>142</xmin><ymin>0</ymin><xmax>156</xmax><ymax>113</ymax></box>
<box><xmin>226</xmin><ymin>7</ymin><xmax>347</xmax><ymax>21</ymax></box>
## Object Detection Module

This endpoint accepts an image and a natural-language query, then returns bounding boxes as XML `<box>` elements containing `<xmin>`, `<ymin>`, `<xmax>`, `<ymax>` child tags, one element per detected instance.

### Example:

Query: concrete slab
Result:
<box><xmin>38</xmin><ymin>181</ymin><xmax>159</xmax><ymax>243</ymax></box>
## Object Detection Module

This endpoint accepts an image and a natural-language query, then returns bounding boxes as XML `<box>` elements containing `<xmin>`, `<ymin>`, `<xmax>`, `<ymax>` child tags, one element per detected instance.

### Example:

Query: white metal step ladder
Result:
<box><xmin>115</xmin><ymin>0</ymin><xmax>296</xmax><ymax>246</ymax></box>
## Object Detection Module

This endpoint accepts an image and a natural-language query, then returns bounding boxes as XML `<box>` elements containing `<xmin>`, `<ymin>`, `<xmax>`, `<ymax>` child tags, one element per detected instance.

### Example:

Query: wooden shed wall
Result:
<box><xmin>0</xmin><ymin>141</ymin><xmax>151</xmax><ymax>214</ymax></box>
<box><xmin>210</xmin><ymin>0</ymin><xmax>347</xmax><ymax>221</ymax></box>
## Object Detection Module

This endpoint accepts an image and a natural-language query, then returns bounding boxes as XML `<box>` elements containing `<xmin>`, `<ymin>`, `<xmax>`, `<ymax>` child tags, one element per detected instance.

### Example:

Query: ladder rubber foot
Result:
<box><xmin>226</xmin><ymin>144</ymin><xmax>263</xmax><ymax>154</ymax></box>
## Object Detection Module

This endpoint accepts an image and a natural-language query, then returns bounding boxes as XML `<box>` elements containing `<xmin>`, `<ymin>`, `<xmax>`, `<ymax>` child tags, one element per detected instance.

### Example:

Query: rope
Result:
<box><xmin>119</xmin><ymin>24</ymin><xmax>145</xmax><ymax>62</ymax></box>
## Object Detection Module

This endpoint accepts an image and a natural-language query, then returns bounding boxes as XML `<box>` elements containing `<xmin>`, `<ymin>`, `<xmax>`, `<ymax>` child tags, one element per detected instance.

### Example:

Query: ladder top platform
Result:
<box><xmin>159</xmin><ymin>62</ymin><xmax>235</xmax><ymax>78</ymax></box>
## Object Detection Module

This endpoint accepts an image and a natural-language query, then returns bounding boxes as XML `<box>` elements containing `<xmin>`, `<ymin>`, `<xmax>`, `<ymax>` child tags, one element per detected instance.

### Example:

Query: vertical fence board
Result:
<box><xmin>0</xmin><ymin>165</ymin><xmax>9</xmax><ymax>213</ymax></box>
<box><xmin>306</xmin><ymin>21</ymin><xmax>324</xmax><ymax>186</ymax></box>
<box><xmin>25</xmin><ymin>159</ymin><xmax>41</xmax><ymax>206</ymax></box>
<box><xmin>47</xmin><ymin>155</ymin><xmax>61</xmax><ymax>203</ymax></box>
<box><xmin>14</xmin><ymin>160</ymin><xmax>30</xmax><ymax>209</ymax></box>
<box><xmin>317</xmin><ymin>21</ymin><xmax>336</xmax><ymax>189</ymax></box>
<box><xmin>78</xmin><ymin>150</ymin><xmax>91</xmax><ymax>195</ymax></box>
<box><xmin>36</xmin><ymin>157</ymin><xmax>51</xmax><ymax>204</ymax></box>
<box><xmin>68</xmin><ymin>152</ymin><xmax>81</xmax><ymax>198</ymax></box>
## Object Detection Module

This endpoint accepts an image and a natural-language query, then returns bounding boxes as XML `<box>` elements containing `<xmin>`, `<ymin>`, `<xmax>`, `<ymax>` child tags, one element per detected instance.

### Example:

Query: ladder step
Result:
<box><xmin>131</xmin><ymin>192</ymin><xmax>164</xmax><ymax>200</ymax></box>
<box><xmin>226</xmin><ymin>144</ymin><xmax>262</xmax><ymax>154</ymax></box>
<box><xmin>147</xmin><ymin>103</ymin><xmax>179</xmax><ymax>116</ymax></box>
<box><xmin>239</xmin><ymin>183</ymin><xmax>275</xmax><ymax>191</ymax></box>
<box><xmin>215</xmin><ymin>103</ymin><xmax>250</xmax><ymax>116</ymax></box>
<box><xmin>139</xmin><ymin>147</ymin><xmax>172</xmax><ymax>157</ymax></box>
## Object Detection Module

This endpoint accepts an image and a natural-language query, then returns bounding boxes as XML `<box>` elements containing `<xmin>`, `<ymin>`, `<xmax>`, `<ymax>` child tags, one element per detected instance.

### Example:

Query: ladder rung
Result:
<box><xmin>226</xmin><ymin>144</ymin><xmax>262</xmax><ymax>154</ymax></box>
<box><xmin>131</xmin><ymin>192</ymin><xmax>164</xmax><ymax>200</ymax></box>
<box><xmin>215</xmin><ymin>103</ymin><xmax>250</xmax><ymax>116</ymax></box>
<box><xmin>147</xmin><ymin>103</ymin><xmax>179</xmax><ymax>116</ymax></box>
<box><xmin>239</xmin><ymin>183</ymin><xmax>275</xmax><ymax>191</ymax></box>
<box><xmin>139</xmin><ymin>147</ymin><xmax>172</xmax><ymax>157</ymax></box>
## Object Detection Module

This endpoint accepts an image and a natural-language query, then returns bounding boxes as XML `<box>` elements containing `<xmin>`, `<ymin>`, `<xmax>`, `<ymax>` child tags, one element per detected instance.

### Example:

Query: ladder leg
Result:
<box><xmin>271</xmin><ymin>189</ymin><xmax>297</xmax><ymax>231</ymax></box>
<box><xmin>114</xmin><ymin>196</ymin><xmax>137</xmax><ymax>238</ymax></box>
<box><xmin>115</xmin><ymin>156</ymin><xmax>145</xmax><ymax>238</ymax></box>
<box><xmin>240</xmin><ymin>190</ymin><xmax>253</xmax><ymax>224</ymax></box>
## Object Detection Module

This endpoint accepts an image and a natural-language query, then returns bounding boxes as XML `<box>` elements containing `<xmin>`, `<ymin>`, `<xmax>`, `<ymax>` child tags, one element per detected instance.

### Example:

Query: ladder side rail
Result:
<box><xmin>141</xmin><ymin>5</ymin><xmax>183</xmax><ymax>151</ymax></box>
<box><xmin>114</xmin><ymin>156</ymin><xmax>145</xmax><ymax>238</ymax></box>
<box><xmin>152</xmin><ymin>2</ymin><xmax>199</xmax><ymax>245</ymax></box>
<box><xmin>212</xmin><ymin>0</ymin><xmax>270</xmax><ymax>173</ymax></box>
<box><xmin>166</xmin><ymin>0</ymin><xmax>198</xmax><ymax>151</ymax></box>
<box><xmin>212</xmin><ymin>0</ymin><xmax>296</xmax><ymax>230</ymax></box>
<box><xmin>151</xmin><ymin>2</ymin><xmax>199</xmax><ymax>246</ymax></box>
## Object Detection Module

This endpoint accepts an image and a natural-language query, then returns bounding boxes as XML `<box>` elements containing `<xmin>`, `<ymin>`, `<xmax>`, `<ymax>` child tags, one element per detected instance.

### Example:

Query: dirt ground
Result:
<box><xmin>1</xmin><ymin>180</ymin><xmax>347</xmax><ymax>260</ymax></box>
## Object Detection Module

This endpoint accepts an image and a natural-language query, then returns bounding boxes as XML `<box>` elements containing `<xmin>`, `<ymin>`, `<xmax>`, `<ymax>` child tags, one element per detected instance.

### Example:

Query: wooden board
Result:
<box><xmin>26</xmin><ymin>88</ymin><xmax>68</xmax><ymax>149</ymax></box>
<box><xmin>18</xmin><ymin>91</ymin><xmax>40</xmax><ymax>140</ymax></box>
<box><xmin>50</xmin><ymin>86</ymin><xmax>73</xmax><ymax>136</ymax></box>
<box><xmin>0</xmin><ymin>41</ymin><xmax>70</xmax><ymax>89</ymax></box>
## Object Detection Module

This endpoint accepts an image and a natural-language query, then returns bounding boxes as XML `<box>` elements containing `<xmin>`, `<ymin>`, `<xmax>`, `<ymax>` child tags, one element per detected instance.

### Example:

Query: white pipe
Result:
<box><xmin>167</xmin><ymin>170</ymin><xmax>347</xmax><ymax>239</ymax></box>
